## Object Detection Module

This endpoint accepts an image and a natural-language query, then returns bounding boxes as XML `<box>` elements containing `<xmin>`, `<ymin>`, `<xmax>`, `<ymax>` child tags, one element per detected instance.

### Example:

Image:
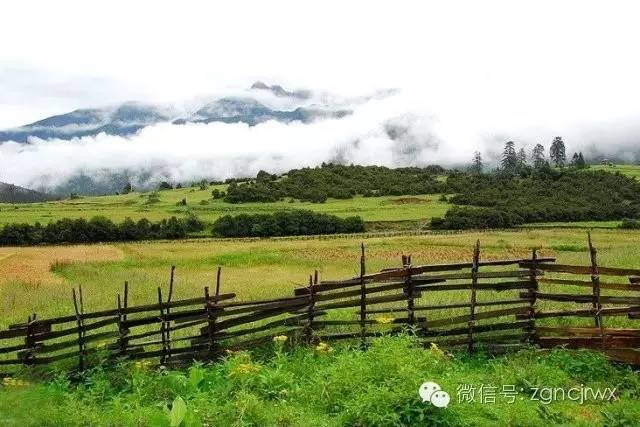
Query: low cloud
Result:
<box><xmin>1</xmin><ymin>90</ymin><xmax>639</xmax><ymax>193</ymax></box>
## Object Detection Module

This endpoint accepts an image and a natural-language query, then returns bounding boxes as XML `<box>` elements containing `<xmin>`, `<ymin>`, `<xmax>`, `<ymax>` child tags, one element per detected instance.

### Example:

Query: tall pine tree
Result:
<box><xmin>532</xmin><ymin>143</ymin><xmax>547</xmax><ymax>169</ymax></box>
<box><xmin>550</xmin><ymin>136</ymin><xmax>567</xmax><ymax>167</ymax></box>
<box><xmin>517</xmin><ymin>148</ymin><xmax>527</xmax><ymax>169</ymax></box>
<box><xmin>501</xmin><ymin>141</ymin><xmax>518</xmax><ymax>172</ymax></box>
<box><xmin>471</xmin><ymin>151</ymin><xmax>483</xmax><ymax>174</ymax></box>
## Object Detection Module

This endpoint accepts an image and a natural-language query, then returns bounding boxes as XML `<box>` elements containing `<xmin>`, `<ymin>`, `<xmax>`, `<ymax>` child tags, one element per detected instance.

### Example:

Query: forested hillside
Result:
<box><xmin>224</xmin><ymin>164</ymin><xmax>446</xmax><ymax>203</ymax></box>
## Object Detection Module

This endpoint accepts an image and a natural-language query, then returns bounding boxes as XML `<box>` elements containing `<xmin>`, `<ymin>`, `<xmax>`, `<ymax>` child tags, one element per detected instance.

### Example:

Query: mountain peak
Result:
<box><xmin>249</xmin><ymin>81</ymin><xmax>311</xmax><ymax>99</ymax></box>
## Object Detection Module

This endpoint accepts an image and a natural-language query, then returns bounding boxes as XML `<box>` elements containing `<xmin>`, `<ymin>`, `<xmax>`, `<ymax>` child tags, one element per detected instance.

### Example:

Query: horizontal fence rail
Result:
<box><xmin>1</xmin><ymin>232</ymin><xmax>639</xmax><ymax>372</ymax></box>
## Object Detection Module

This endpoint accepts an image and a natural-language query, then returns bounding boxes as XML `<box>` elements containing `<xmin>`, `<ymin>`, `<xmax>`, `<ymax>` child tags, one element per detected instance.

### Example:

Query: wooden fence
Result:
<box><xmin>1</xmin><ymin>233</ymin><xmax>639</xmax><ymax>372</ymax></box>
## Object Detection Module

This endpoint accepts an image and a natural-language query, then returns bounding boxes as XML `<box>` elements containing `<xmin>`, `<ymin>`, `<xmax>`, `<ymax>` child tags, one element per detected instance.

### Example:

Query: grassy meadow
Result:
<box><xmin>1</xmin><ymin>227</ymin><xmax>639</xmax><ymax>327</ymax></box>
<box><xmin>0</xmin><ymin>186</ymin><xmax>450</xmax><ymax>228</ymax></box>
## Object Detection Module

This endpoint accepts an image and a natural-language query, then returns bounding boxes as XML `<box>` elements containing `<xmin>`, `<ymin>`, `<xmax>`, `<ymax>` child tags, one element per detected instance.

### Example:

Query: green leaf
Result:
<box><xmin>169</xmin><ymin>396</ymin><xmax>187</xmax><ymax>427</ymax></box>
<box><xmin>188</xmin><ymin>367</ymin><xmax>204</xmax><ymax>389</ymax></box>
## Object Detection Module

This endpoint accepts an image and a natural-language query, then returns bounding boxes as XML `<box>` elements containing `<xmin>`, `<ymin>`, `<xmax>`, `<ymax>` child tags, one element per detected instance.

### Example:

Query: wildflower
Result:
<box><xmin>315</xmin><ymin>342</ymin><xmax>333</xmax><ymax>354</ymax></box>
<box><xmin>2</xmin><ymin>377</ymin><xmax>29</xmax><ymax>387</ymax></box>
<box><xmin>430</xmin><ymin>342</ymin><xmax>447</xmax><ymax>359</ymax></box>
<box><xmin>230</xmin><ymin>363</ymin><xmax>261</xmax><ymax>377</ymax></box>
<box><xmin>273</xmin><ymin>335</ymin><xmax>288</xmax><ymax>344</ymax></box>
<box><xmin>134</xmin><ymin>359</ymin><xmax>154</xmax><ymax>370</ymax></box>
<box><xmin>374</xmin><ymin>315</ymin><xmax>395</xmax><ymax>324</ymax></box>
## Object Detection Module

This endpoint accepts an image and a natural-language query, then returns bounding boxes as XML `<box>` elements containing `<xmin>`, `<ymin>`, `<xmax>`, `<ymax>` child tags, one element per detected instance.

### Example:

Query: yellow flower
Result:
<box><xmin>315</xmin><ymin>342</ymin><xmax>333</xmax><ymax>354</ymax></box>
<box><xmin>430</xmin><ymin>342</ymin><xmax>447</xmax><ymax>359</ymax></box>
<box><xmin>230</xmin><ymin>363</ymin><xmax>261</xmax><ymax>376</ymax></box>
<box><xmin>273</xmin><ymin>335</ymin><xmax>288</xmax><ymax>344</ymax></box>
<box><xmin>134</xmin><ymin>360</ymin><xmax>154</xmax><ymax>370</ymax></box>
<box><xmin>374</xmin><ymin>315</ymin><xmax>395</xmax><ymax>324</ymax></box>
<box><xmin>2</xmin><ymin>377</ymin><xmax>29</xmax><ymax>387</ymax></box>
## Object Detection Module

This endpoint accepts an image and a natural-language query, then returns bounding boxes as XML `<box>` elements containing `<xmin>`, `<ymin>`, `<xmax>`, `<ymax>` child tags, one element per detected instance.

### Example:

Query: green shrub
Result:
<box><xmin>212</xmin><ymin>210</ymin><xmax>365</xmax><ymax>237</ymax></box>
<box><xmin>0</xmin><ymin>213</ymin><xmax>204</xmax><ymax>245</ymax></box>
<box><xmin>619</xmin><ymin>219</ymin><xmax>640</xmax><ymax>229</ymax></box>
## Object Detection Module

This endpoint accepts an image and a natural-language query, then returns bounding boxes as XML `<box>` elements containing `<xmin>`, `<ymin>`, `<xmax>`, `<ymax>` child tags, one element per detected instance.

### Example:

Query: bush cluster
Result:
<box><xmin>431</xmin><ymin>207</ymin><xmax>524</xmax><ymax>229</ymax></box>
<box><xmin>434</xmin><ymin>169</ymin><xmax>640</xmax><ymax>228</ymax></box>
<box><xmin>619</xmin><ymin>219</ymin><xmax>640</xmax><ymax>229</ymax></box>
<box><xmin>212</xmin><ymin>210</ymin><xmax>365</xmax><ymax>237</ymax></box>
<box><xmin>224</xmin><ymin>164</ymin><xmax>445</xmax><ymax>203</ymax></box>
<box><xmin>0</xmin><ymin>213</ymin><xmax>205</xmax><ymax>246</ymax></box>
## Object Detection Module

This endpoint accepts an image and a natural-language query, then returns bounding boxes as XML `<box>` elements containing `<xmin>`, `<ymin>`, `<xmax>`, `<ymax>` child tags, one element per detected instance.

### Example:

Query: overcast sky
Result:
<box><xmin>2</xmin><ymin>0</ymin><xmax>640</xmax><ymax>128</ymax></box>
<box><xmin>1</xmin><ymin>1</ymin><xmax>640</xmax><ymax>189</ymax></box>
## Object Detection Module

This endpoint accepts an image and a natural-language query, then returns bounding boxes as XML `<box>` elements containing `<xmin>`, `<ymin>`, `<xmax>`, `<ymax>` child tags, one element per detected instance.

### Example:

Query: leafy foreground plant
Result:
<box><xmin>0</xmin><ymin>336</ymin><xmax>638</xmax><ymax>426</ymax></box>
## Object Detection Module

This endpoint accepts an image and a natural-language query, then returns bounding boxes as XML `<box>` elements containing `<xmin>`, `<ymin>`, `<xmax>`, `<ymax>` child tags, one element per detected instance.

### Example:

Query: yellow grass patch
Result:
<box><xmin>0</xmin><ymin>245</ymin><xmax>123</xmax><ymax>286</ymax></box>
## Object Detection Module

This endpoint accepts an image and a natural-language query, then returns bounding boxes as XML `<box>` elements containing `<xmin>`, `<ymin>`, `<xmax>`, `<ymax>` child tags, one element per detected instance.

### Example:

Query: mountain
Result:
<box><xmin>250</xmin><ymin>81</ymin><xmax>311</xmax><ymax>99</ymax></box>
<box><xmin>175</xmin><ymin>97</ymin><xmax>349</xmax><ymax>126</ymax></box>
<box><xmin>0</xmin><ymin>182</ymin><xmax>58</xmax><ymax>203</ymax></box>
<box><xmin>0</xmin><ymin>83</ymin><xmax>351</xmax><ymax>143</ymax></box>
<box><xmin>0</xmin><ymin>103</ymin><xmax>171</xmax><ymax>143</ymax></box>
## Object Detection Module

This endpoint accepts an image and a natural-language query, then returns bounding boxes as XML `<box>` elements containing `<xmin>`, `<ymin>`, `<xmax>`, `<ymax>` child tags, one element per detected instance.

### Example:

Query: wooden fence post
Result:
<box><xmin>121</xmin><ymin>282</ymin><xmax>129</xmax><ymax>356</ymax></box>
<box><xmin>468</xmin><ymin>240</ymin><xmax>480</xmax><ymax>353</ymax></box>
<box><xmin>587</xmin><ymin>232</ymin><xmax>605</xmax><ymax>345</ymax></box>
<box><xmin>164</xmin><ymin>266</ymin><xmax>176</xmax><ymax>361</ymax></box>
<box><xmin>157</xmin><ymin>287</ymin><xmax>167</xmax><ymax>365</ymax></box>
<box><xmin>204</xmin><ymin>286</ymin><xmax>214</xmax><ymax>356</ymax></box>
<box><xmin>72</xmin><ymin>287</ymin><xmax>85</xmax><ymax>372</ymax></box>
<box><xmin>404</xmin><ymin>254</ymin><xmax>415</xmax><ymax>327</ymax></box>
<box><xmin>204</xmin><ymin>266</ymin><xmax>222</xmax><ymax>357</ymax></box>
<box><xmin>305</xmin><ymin>274</ymin><xmax>316</xmax><ymax>344</ymax></box>
<box><xmin>527</xmin><ymin>248</ymin><xmax>539</xmax><ymax>345</ymax></box>
<box><xmin>24</xmin><ymin>314</ymin><xmax>35</xmax><ymax>366</ymax></box>
<box><xmin>359</xmin><ymin>243</ymin><xmax>367</xmax><ymax>349</ymax></box>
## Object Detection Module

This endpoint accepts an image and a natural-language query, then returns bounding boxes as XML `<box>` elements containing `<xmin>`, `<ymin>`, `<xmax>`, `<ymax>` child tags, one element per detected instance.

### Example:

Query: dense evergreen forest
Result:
<box><xmin>431</xmin><ymin>137</ymin><xmax>640</xmax><ymax>229</ymax></box>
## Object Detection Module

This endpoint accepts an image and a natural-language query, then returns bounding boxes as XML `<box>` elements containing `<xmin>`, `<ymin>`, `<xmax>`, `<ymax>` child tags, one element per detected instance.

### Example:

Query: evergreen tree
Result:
<box><xmin>549</xmin><ymin>136</ymin><xmax>567</xmax><ymax>167</ymax></box>
<box><xmin>576</xmin><ymin>152</ymin><xmax>587</xmax><ymax>168</ymax></box>
<box><xmin>471</xmin><ymin>151</ymin><xmax>483</xmax><ymax>174</ymax></box>
<box><xmin>532</xmin><ymin>144</ymin><xmax>547</xmax><ymax>169</ymax></box>
<box><xmin>122</xmin><ymin>182</ymin><xmax>133</xmax><ymax>194</ymax></box>
<box><xmin>571</xmin><ymin>152</ymin><xmax>579</xmax><ymax>166</ymax></box>
<box><xmin>517</xmin><ymin>148</ymin><xmax>527</xmax><ymax>169</ymax></box>
<box><xmin>501</xmin><ymin>141</ymin><xmax>518</xmax><ymax>172</ymax></box>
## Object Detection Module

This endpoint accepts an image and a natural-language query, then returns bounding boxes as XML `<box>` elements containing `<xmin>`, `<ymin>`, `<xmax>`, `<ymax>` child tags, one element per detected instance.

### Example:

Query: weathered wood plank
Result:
<box><xmin>519</xmin><ymin>262</ymin><xmax>640</xmax><ymax>277</ymax></box>
<box><xmin>538</xmin><ymin>278</ymin><xmax>640</xmax><ymax>292</ymax></box>
<box><xmin>419</xmin><ymin>306</ymin><xmax>529</xmax><ymax>329</ymax></box>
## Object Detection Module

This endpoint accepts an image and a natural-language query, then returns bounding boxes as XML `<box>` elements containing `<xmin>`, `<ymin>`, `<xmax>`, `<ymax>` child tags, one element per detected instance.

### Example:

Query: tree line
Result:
<box><xmin>471</xmin><ymin>136</ymin><xmax>587</xmax><ymax>175</ymax></box>
<box><xmin>211</xmin><ymin>210</ymin><xmax>365</xmax><ymax>237</ymax></box>
<box><xmin>0</xmin><ymin>214</ymin><xmax>205</xmax><ymax>246</ymax></box>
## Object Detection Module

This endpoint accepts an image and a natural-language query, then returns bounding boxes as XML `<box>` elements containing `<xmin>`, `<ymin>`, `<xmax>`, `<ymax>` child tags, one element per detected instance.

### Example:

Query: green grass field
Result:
<box><xmin>590</xmin><ymin>163</ymin><xmax>640</xmax><ymax>179</ymax></box>
<box><xmin>1</xmin><ymin>227</ymin><xmax>639</xmax><ymax>326</ymax></box>
<box><xmin>0</xmin><ymin>228</ymin><xmax>639</xmax><ymax>426</ymax></box>
<box><xmin>0</xmin><ymin>186</ymin><xmax>451</xmax><ymax>227</ymax></box>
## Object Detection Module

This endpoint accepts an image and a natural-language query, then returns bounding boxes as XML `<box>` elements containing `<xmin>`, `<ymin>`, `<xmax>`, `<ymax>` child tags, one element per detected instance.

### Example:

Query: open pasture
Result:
<box><xmin>0</xmin><ymin>187</ymin><xmax>451</xmax><ymax>228</ymax></box>
<box><xmin>1</xmin><ymin>227</ymin><xmax>639</xmax><ymax>329</ymax></box>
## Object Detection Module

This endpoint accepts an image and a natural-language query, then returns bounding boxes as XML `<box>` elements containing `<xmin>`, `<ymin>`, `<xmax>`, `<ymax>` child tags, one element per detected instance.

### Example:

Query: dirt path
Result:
<box><xmin>0</xmin><ymin>245</ymin><xmax>124</xmax><ymax>285</ymax></box>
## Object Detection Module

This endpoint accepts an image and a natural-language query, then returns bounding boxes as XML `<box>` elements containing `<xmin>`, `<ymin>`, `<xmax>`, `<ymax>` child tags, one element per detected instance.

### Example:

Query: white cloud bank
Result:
<box><xmin>2</xmin><ymin>89</ymin><xmax>640</xmax><ymax>191</ymax></box>
<box><xmin>1</xmin><ymin>0</ymin><xmax>640</xmax><ymax>189</ymax></box>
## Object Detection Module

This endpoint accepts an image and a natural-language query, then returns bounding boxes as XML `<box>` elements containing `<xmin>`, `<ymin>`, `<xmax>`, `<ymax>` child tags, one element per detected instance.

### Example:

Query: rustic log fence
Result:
<box><xmin>1</xmin><ymin>233</ymin><xmax>639</xmax><ymax>373</ymax></box>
